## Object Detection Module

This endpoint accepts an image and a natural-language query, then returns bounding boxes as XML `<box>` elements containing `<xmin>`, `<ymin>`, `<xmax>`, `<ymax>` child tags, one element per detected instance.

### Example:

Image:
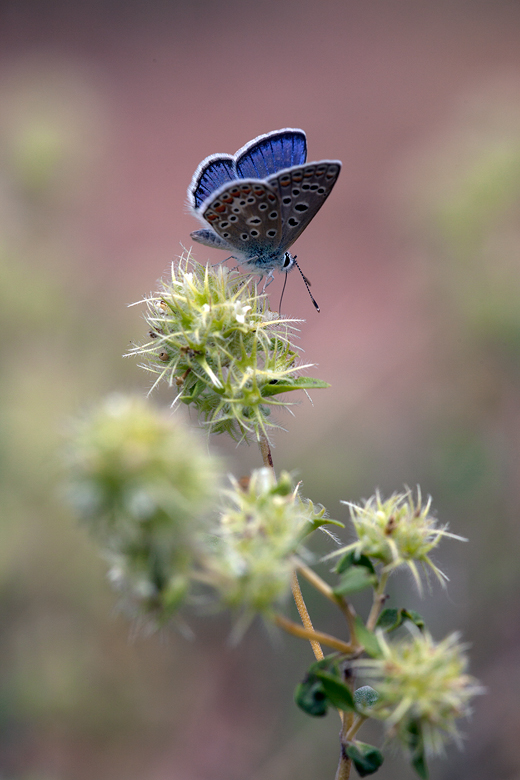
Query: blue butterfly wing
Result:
<box><xmin>235</xmin><ymin>128</ymin><xmax>307</xmax><ymax>179</ymax></box>
<box><xmin>188</xmin><ymin>154</ymin><xmax>237</xmax><ymax>210</ymax></box>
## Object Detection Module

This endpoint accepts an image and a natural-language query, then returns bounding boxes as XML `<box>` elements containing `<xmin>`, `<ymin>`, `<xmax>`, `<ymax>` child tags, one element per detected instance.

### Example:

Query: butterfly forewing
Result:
<box><xmin>202</xmin><ymin>179</ymin><xmax>283</xmax><ymax>253</ymax></box>
<box><xmin>189</xmin><ymin>154</ymin><xmax>237</xmax><ymax>209</ymax></box>
<box><xmin>268</xmin><ymin>161</ymin><xmax>341</xmax><ymax>248</ymax></box>
<box><xmin>235</xmin><ymin>128</ymin><xmax>307</xmax><ymax>179</ymax></box>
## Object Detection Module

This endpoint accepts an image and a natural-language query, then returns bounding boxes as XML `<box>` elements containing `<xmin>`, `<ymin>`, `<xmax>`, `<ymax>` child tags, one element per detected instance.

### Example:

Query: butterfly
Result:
<box><xmin>187</xmin><ymin>128</ymin><xmax>341</xmax><ymax>310</ymax></box>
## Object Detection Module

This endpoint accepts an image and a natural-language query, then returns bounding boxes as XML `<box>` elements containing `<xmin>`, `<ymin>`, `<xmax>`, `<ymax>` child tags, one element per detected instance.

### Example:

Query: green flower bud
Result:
<box><xmin>331</xmin><ymin>489</ymin><xmax>466</xmax><ymax>592</ymax></box>
<box><xmin>66</xmin><ymin>394</ymin><xmax>221</xmax><ymax>624</ymax></box>
<box><xmin>355</xmin><ymin>631</ymin><xmax>483</xmax><ymax>757</ymax></box>
<box><xmin>128</xmin><ymin>253</ymin><xmax>328</xmax><ymax>442</ymax></box>
<box><xmin>206</xmin><ymin>469</ymin><xmax>329</xmax><ymax>623</ymax></box>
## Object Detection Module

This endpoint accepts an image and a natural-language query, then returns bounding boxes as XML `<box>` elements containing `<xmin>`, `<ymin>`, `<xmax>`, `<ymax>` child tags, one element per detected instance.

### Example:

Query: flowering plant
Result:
<box><xmin>66</xmin><ymin>253</ymin><xmax>481</xmax><ymax>779</ymax></box>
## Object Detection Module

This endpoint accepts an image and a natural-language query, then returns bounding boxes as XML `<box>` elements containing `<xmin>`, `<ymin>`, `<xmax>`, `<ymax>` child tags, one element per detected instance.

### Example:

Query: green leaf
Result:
<box><xmin>354</xmin><ymin>617</ymin><xmax>382</xmax><ymax>657</ymax></box>
<box><xmin>346</xmin><ymin>741</ymin><xmax>384</xmax><ymax>777</ymax></box>
<box><xmin>333</xmin><ymin>566</ymin><xmax>378</xmax><ymax>596</ymax></box>
<box><xmin>376</xmin><ymin>608</ymin><xmax>425</xmax><ymax>632</ymax></box>
<box><xmin>354</xmin><ymin>685</ymin><xmax>379</xmax><ymax>708</ymax></box>
<box><xmin>295</xmin><ymin>655</ymin><xmax>355</xmax><ymax>717</ymax></box>
<box><xmin>294</xmin><ymin>655</ymin><xmax>338</xmax><ymax>717</ymax></box>
<box><xmin>294</xmin><ymin>675</ymin><xmax>329</xmax><ymax>716</ymax></box>
<box><xmin>376</xmin><ymin>608</ymin><xmax>402</xmax><ymax>631</ymax></box>
<box><xmin>261</xmin><ymin>376</ymin><xmax>330</xmax><ymax>397</ymax></box>
<box><xmin>314</xmin><ymin>671</ymin><xmax>356</xmax><ymax>712</ymax></box>
<box><xmin>403</xmin><ymin>609</ymin><xmax>425</xmax><ymax>630</ymax></box>
<box><xmin>298</xmin><ymin>515</ymin><xmax>344</xmax><ymax>542</ymax></box>
<box><xmin>406</xmin><ymin>719</ymin><xmax>429</xmax><ymax>779</ymax></box>
<box><xmin>336</xmin><ymin>551</ymin><xmax>375</xmax><ymax>575</ymax></box>
<box><xmin>309</xmin><ymin>517</ymin><xmax>345</xmax><ymax>531</ymax></box>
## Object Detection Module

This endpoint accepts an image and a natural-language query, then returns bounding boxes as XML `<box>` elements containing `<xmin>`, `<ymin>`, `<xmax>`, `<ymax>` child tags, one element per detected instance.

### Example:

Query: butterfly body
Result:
<box><xmin>188</xmin><ymin>129</ymin><xmax>341</xmax><ymax>280</ymax></box>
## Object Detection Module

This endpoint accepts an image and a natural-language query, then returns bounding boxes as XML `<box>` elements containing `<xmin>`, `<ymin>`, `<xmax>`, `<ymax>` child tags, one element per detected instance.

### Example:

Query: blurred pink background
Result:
<box><xmin>1</xmin><ymin>1</ymin><xmax>520</xmax><ymax>778</ymax></box>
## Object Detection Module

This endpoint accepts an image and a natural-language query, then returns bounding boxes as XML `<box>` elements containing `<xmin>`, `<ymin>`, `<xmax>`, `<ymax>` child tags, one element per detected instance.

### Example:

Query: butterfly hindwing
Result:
<box><xmin>190</xmin><ymin>227</ymin><xmax>234</xmax><ymax>251</ymax></box>
<box><xmin>235</xmin><ymin>128</ymin><xmax>307</xmax><ymax>179</ymax></box>
<box><xmin>268</xmin><ymin>160</ymin><xmax>341</xmax><ymax>247</ymax></box>
<box><xmin>202</xmin><ymin>179</ymin><xmax>283</xmax><ymax>254</ymax></box>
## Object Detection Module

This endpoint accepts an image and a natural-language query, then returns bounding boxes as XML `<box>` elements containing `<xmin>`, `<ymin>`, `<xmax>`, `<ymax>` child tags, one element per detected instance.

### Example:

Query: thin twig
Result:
<box><xmin>296</xmin><ymin>561</ymin><xmax>358</xmax><ymax>642</ymax></box>
<box><xmin>274</xmin><ymin>614</ymin><xmax>353</xmax><ymax>655</ymax></box>
<box><xmin>291</xmin><ymin>571</ymin><xmax>323</xmax><ymax>660</ymax></box>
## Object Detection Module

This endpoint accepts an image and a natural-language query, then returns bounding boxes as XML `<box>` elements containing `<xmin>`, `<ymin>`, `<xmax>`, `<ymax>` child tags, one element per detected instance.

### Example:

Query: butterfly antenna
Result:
<box><xmin>292</xmin><ymin>256</ymin><xmax>320</xmax><ymax>312</ymax></box>
<box><xmin>279</xmin><ymin>271</ymin><xmax>288</xmax><ymax>313</ymax></box>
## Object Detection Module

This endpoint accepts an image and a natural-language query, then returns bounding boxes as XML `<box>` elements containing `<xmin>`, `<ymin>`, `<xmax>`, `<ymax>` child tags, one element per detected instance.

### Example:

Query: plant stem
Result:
<box><xmin>274</xmin><ymin>614</ymin><xmax>353</xmax><ymax>655</ymax></box>
<box><xmin>366</xmin><ymin>570</ymin><xmax>389</xmax><ymax>631</ymax></box>
<box><xmin>296</xmin><ymin>561</ymin><xmax>358</xmax><ymax>642</ymax></box>
<box><xmin>346</xmin><ymin>714</ymin><xmax>368</xmax><ymax>741</ymax></box>
<box><xmin>258</xmin><ymin>432</ymin><xmax>274</xmax><ymax>471</ymax></box>
<box><xmin>335</xmin><ymin>696</ymin><xmax>355</xmax><ymax>780</ymax></box>
<box><xmin>291</xmin><ymin>571</ymin><xmax>323</xmax><ymax>660</ymax></box>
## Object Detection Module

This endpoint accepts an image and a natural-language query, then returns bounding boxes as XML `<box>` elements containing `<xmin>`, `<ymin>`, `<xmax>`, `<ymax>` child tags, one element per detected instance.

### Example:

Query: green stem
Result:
<box><xmin>346</xmin><ymin>714</ymin><xmax>368</xmax><ymax>741</ymax></box>
<box><xmin>366</xmin><ymin>570</ymin><xmax>389</xmax><ymax>631</ymax></box>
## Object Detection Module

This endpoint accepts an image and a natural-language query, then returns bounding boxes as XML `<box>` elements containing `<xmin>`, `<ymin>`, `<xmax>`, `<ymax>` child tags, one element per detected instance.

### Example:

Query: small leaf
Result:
<box><xmin>354</xmin><ymin>685</ymin><xmax>379</xmax><ymax>708</ymax></box>
<box><xmin>315</xmin><ymin>671</ymin><xmax>356</xmax><ymax>712</ymax></box>
<box><xmin>261</xmin><ymin>376</ymin><xmax>330</xmax><ymax>397</ymax></box>
<box><xmin>406</xmin><ymin>719</ymin><xmax>429</xmax><ymax>779</ymax></box>
<box><xmin>295</xmin><ymin>655</ymin><xmax>355</xmax><ymax>717</ymax></box>
<box><xmin>402</xmin><ymin>609</ymin><xmax>425</xmax><ymax>630</ymax></box>
<box><xmin>376</xmin><ymin>608</ymin><xmax>402</xmax><ymax>631</ymax></box>
<box><xmin>294</xmin><ymin>655</ymin><xmax>340</xmax><ymax>717</ymax></box>
<box><xmin>299</xmin><ymin>515</ymin><xmax>344</xmax><ymax>541</ymax></box>
<box><xmin>335</xmin><ymin>551</ymin><xmax>375</xmax><ymax>575</ymax></box>
<box><xmin>294</xmin><ymin>675</ymin><xmax>329</xmax><ymax>716</ymax></box>
<box><xmin>354</xmin><ymin>617</ymin><xmax>382</xmax><ymax>657</ymax></box>
<box><xmin>333</xmin><ymin>566</ymin><xmax>378</xmax><ymax>596</ymax></box>
<box><xmin>376</xmin><ymin>608</ymin><xmax>426</xmax><ymax>632</ymax></box>
<box><xmin>310</xmin><ymin>517</ymin><xmax>345</xmax><ymax>531</ymax></box>
<box><xmin>346</xmin><ymin>741</ymin><xmax>384</xmax><ymax>777</ymax></box>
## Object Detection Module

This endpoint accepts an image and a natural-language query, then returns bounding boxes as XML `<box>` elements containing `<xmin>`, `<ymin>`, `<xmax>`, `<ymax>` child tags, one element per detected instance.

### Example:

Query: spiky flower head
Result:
<box><xmin>206</xmin><ymin>468</ymin><xmax>333</xmax><ymax>628</ymax></box>
<box><xmin>128</xmin><ymin>252</ymin><xmax>328</xmax><ymax>442</ymax></box>
<box><xmin>332</xmin><ymin>490</ymin><xmax>465</xmax><ymax>592</ymax></box>
<box><xmin>66</xmin><ymin>394</ymin><xmax>220</xmax><ymax>624</ymax></box>
<box><xmin>355</xmin><ymin>631</ymin><xmax>483</xmax><ymax>758</ymax></box>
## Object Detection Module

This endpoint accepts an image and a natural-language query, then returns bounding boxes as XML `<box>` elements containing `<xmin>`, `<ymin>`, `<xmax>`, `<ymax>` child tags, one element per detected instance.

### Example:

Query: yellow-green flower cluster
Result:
<box><xmin>66</xmin><ymin>394</ymin><xmax>220</xmax><ymax>623</ymax></box>
<box><xmin>336</xmin><ymin>490</ymin><xmax>465</xmax><ymax>591</ymax></box>
<box><xmin>128</xmin><ymin>253</ymin><xmax>327</xmax><ymax>442</ymax></box>
<box><xmin>207</xmin><ymin>469</ymin><xmax>329</xmax><ymax>622</ymax></box>
<box><xmin>355</xmin><ymin>631</ymin><xmax>483</xmax><ymax>757</ymax></box>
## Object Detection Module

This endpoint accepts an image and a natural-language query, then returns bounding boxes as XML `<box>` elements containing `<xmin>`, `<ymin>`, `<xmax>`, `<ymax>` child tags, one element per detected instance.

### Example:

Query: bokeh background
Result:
<box><xmin>1</xmin><ymin>0</ymin><xmax>520</xmax><ymax>778</ymax></box>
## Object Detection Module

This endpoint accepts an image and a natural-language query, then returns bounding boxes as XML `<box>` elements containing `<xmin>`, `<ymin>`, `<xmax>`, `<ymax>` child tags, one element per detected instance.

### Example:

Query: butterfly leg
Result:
<box><xmin>210</xmin><ymin>255</ymin><xmax>234</xmax><ymax>269</ymax></box>
<box><xmin>262</xmin><ymin>271</ymin><xmax>276</xmax><ymax>291</ymax></box>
